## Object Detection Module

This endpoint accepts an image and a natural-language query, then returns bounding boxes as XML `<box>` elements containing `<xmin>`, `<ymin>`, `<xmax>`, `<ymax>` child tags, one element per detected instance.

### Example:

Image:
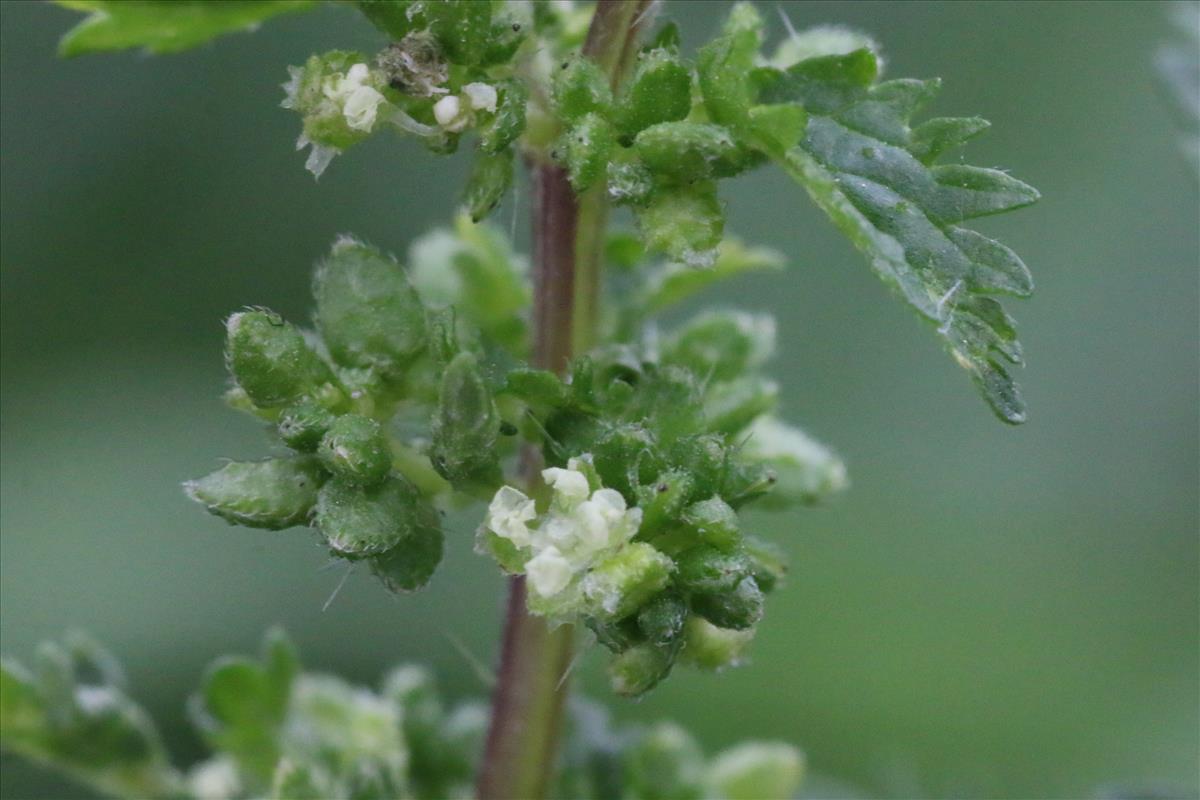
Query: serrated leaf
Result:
<box><xmin>55</xmin><ymin>1</ymin><xmax>315</xmax><ymax>57</ymax></box>
<box><xmin>758</xmin><ymin>48</ymin><xmax>1039</xmax><ymax>423</ymax></box>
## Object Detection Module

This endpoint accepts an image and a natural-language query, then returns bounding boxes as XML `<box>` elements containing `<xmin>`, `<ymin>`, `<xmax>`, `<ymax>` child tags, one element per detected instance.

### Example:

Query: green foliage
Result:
<box><xmin>29</xmin><ymin>0</ymin><xmax>1046</xmax><ymax>794</ymax></box>
<box><xmin>54</xmin><ymin>1</ymin><xmax>314</xmax><ymax>57</ymax></box>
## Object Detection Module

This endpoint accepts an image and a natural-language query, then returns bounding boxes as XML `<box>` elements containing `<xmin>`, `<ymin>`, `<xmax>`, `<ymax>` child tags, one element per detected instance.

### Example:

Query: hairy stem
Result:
<box><xmin>475</xmin><ymin>3</ymin><xmax>650</xmax><ymax>798</ymax></box>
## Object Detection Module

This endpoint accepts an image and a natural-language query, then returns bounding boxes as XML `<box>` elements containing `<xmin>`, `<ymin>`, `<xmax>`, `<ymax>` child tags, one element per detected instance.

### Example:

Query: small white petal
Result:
<box><xmin>343</xmin><ymin>85</ymin><xmax>385</xmax><ymax>131</ymax></box>
<box><xmin>542</xmin><ymin>467</ymin><xmax>590</xmax><ymax>507</ymax></box>
<box><xmin>487</xmin><ymin>485</ymin><xmax>536</xmax><ymax>547</ymax></box>
<box><xmin>526</xmin><ymin>547</ymin><xmax>572</xmax><ymax>597</ymax></box>
<box><xmin>462</xmin><ymin>82</ymin><xmax>498</xmax><ymax>113</ymax></box>
<box><xmin>346</xmin><ymin>63</ymin><xmax>371</xmax><ymax>84</ymax></box>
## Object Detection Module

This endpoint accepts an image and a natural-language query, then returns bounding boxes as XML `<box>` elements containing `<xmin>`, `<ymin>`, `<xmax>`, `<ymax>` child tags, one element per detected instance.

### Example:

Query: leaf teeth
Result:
<box><xmin>763</xmin><ymin>44</ymin><xmax>1037</xmax><ymax>422</ymax></box>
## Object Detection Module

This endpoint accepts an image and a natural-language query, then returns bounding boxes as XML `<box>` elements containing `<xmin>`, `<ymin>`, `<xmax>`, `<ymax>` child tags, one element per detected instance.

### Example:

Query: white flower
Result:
<box><xmin>343</xmin><ymin>85</ymin><xmax>386</xmax><ymax>131</ymax></box>
<box><xmin>462</xmin><ymin>82</ymin><xmax>498</xmax><ymax>113</ymax></box>
<box><xmin>485</xmin><ymin>485</ymin><xmax>536</xmax><ymax>547</ymax></box>
<box><xmin>542</xmin><ymin>466</ymin><xmax>590</xmax><ymax>508</ymax></box>
<box><xmin>433</xmin><ymin>95</ymin><xmax>469</xmax><ymax>132</ymax></box>
<box><xmin>525</xmin><ymin>546</ymin><xmax>572</xmax><ymax>597</ymax></box>
<box><xmin>321</xmin><ymin>62</ymin><xmax>386</xmax><ymax>133</ymax></box>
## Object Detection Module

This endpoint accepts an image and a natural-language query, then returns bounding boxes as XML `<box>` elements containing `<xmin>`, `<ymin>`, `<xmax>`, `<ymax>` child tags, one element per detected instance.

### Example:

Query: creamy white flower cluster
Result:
<box><xmin>322</xmin><ymin>63</ymin><xmax>388</xmax><ymax>133</ymax></box>
<box><xmin>483</xmin><ymin>456</ymin><xmax>670</xmax><ymax>620</ymax></box>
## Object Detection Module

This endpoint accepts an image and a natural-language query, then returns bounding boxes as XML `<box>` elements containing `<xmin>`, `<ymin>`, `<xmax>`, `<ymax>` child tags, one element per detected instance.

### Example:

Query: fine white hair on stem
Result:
<box><xmin>322</xmin><ymin>563</ymin><xmax>354</xmax><ymax>612</ymax></box>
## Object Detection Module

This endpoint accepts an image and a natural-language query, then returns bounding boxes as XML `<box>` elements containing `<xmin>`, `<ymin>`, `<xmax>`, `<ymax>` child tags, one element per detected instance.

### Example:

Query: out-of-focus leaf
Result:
<box><xmin>55</xmin><ymin>1</ymin><xmax>316</xmax><ymax>57</ymax></box>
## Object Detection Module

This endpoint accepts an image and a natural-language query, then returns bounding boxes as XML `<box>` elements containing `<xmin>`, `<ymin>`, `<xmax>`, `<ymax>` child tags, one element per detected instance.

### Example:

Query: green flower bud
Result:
<box><xmin>634</xmin><ymin>122</ymin><xmax>741</xmax><ymax>184</ymax></box>
<box><xmin>318</xmin><ymin>414</ymin><xmax>392</xmax><ymax>485</ymax></box>
<box><xmin>277</xmin><ymin>401</ymin><xmax>337</xmax><ymax>453</ymax></box>
<box><xmin>430</xmin><ymin>351</ymin><xmax>501</xmax><ymax>487</ymax></box>
<box><xmin>705</xmin><ymin>742</ymin><xmax>805</xmax><ymax>800</ymax></box>
<box><xmin>423</xmin><ymin>0</ymin><xmax>492</xmax><ymax>65</ymax></box>
<box><xmin>679</xmin><ymin>617</ymin><xmax>753</xmax><ymax>671</ymax></box>
<box><xmin>608</xmin><ymin>643</ymin><xmax>674</xmax><ymax>698</ymax></box>
<box><xmin>368</xmin><ymin>522</ymin><xmax>443</xmax><ymax>593</ymax></box>
<box><xmin>742</xmin><ymin>535</ymin><xmax>788</xmax><ymax>594</ymax></box>
<box><xmin>313</xmin><ymin>237</ymin><xmax>427</xmax><ymax>380</ymax></box>
<box><xmin>586</xmin><ymin>616</ymin><xmax>643</xmax><ymax>654</ymax></box>
<box><xmin>692</xmin><ymin>577</ymin><xmax>764</xmax><ymax>631</ymax></box>
<box><xmin>615</xmin><ymin>49</ymin><xmax>692</xmax><ymax>140</ymax></box>
<box><xmin>463</xmin><ymin>149</ymin><xmax>513</xmax><ymax>223</ymax></box>
<box><xmin>503</xmin><ymin>367</ymin><xmax>574</xmax><ymax>412</ymax></box>
<box><xmin>563</xmin><ymin>113</ymin><xmax>616</xmax><ymax>192</ymax></box>
<box><xmin>635</xmin><ymin>469</ymin><xmax>693</xmax><ymax>537</ymax></box>
<box><xmin>637</xmin><ymin>593</ymin><xmax>689</xmax><ymax>648</ymax></box>
<box><xmin>479</xmin><ymin>80</ymin><xmax>528</xmax><ymax>154</ymax></box>
<box><xmin>666</xmin><ymin>434</ymin><xmax>727</xmax><ymax>499</ymax></box>
<box><xmin>553</xmin><ymin>58</ymin><xmax>613</xmax><ymax>123</ymax></box>
<box><xmin>581</xmin><ymin>543</ymin><xmax>673</xmax><ymax>622</ymax></box>
<box><xmin>592</xmin><ymin>424</ymin><xmax>663</xmax><ymax>501</ymax></box>
<box><xmin>636</xmin><ymin>182</ymin><xmax>724</xmax><ymax>267</ymax></box>
<box><xmin>680</xmin><ymin>496</ymin><xmax>740</xmax><ymax>551</ymax></box>
<box><xmin>225</xmin><ymin>310</ymin><xmax>336</xmax><ymax>409</ymax></box>
<box><xmin>314</xmin><ymin>474</ymin><xmax>438</xmax><ymax>557</ymax></box>
<box><xmin>624</xmin><ymin>722</ymin><xmax>706</xmax><ymax>800</ymax></box>
<box><xmin>185</xmin><ymin>457</ymin><xmax>325</xmax><ymax>530</ymax></box>
<box><xmin>663</xmin><ymin>310</ymin><xmax>775</xmax><ymax>383</ymax></box>
<box><xmin>674</xmin><ymin>546</ymin><xmax>753</xmax><ymax>594</ymax></box>
<box><xmin>608</xmin><ymin>160</ymin><xmax>654</xmax><ymax>206</ymax></box>
<box><xmin>703</xmin><ymin>376</ymin><xmax>779</xmax><ymax>435</ymax></box>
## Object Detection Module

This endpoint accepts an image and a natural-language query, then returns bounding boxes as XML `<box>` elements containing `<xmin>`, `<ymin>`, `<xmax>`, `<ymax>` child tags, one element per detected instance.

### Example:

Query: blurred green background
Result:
<box><xmin>2</xmin><ymin>1</ymin><xmax>1197</xmax><ymax>798</ymax></box>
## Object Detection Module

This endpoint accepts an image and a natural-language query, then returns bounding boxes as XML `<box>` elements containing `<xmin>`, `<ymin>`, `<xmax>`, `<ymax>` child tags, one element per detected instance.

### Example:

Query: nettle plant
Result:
<box><xmin>1</xmin><ymin>1</ymin><xmax>1039</xmax><ymax>798</ymax></box>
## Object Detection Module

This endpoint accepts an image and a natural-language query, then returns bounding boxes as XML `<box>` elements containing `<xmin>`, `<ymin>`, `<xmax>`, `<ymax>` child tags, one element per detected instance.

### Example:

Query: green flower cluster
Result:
<box><xmin>185</xmin><ymin>230</ymin><xmax>531</xmax><ymax>595</ymax></box>
<box><xmin>1</xmin><ymin>631</ymin><xmax>804</xmax><ymax>800</ymax></box>
<box><xmin>484</xmin><ymin>309</ymin><xmax>845</xmax><ymax>695</ymax></box>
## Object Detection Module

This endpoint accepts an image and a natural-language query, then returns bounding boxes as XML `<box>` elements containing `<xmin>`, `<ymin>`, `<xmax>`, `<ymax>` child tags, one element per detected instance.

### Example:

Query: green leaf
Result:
<box><xmin>614</xmin><ymin>48</ymin><xmax>692</xmax><ymax>140</ymax></box>
<box><xmin>463</xmin><ymin>149</ymin><xmax>514</xmax><ymax>223</ymax></box>
<box><xmin>636</xmin><ymin>238</ymin><xmax>785</xmax><ymax>318</ymax></box>
<box><xmin>185</xmin><ymin>456</ymin><xmax>326</xmax><ymax>530</ymax></box>
<box><xmin>636</xmin><ymin>182</ymin><xmax>725</xmax><ymax>267</ymax></box>
<box><xmin>190</xmin><ymin>629</ymin><xmax>297</xmax><ymax>785</ymax></box>
<box><xmin>55</xmin><ymin>1</ymin><xmax>315</xmax><ymax>57</ymax></box>
<box><xmin>759</xmin><ymin>48</ymin><xmax>1039</xmax><ymax>423</ymax></box>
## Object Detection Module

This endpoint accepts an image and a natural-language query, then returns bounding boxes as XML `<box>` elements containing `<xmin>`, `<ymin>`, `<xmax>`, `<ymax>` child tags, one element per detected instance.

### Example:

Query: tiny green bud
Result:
<box><xmin>742</xmin><ymin>535</ymin><xmax>788</xmax><ymax>593</ymax></box>
<box><xmin>615</xmin><ymin>49</ymin><xmax>692</xmax><ymax>140</ymax></box>
<box><xmin>703</xmin><ymin>376</ymin><xmax>779</xmax><ymax>435</ymax></box>
<box><xmin>314</xmin><ymin>474</ymin><xmax>438</xmax><ymax>557</ymax></box>
<box><xmin>313</xmin><ymin>237</ymin><xmax>427</xmax><ymax>380</ymax></box>
<box><xmin>185</xmin><ymin>457</ymin><xmax>325</xmax><ymax>530</ymax></box>
<box><xmin>503</xmin><ymin>367</ymin><xmax>574</xmax><ymax>412</ymax></box>
<box><xmin>680</xmin><ymin>496</ymin><xmax>740</xmax><ymax>551</ymax></box>
<box><xmin>679</xmin><ymin>616</ymin><xmax>753</xmax><ymax>671</ymax></box>
<box><xmin>592</xmin><ymin>424</ymin><xmax>663</xmax><ymax>500</ymax></box>
<box><xmin>563</xmin><ymin>113</ymin><xmax>616</xmax><ymax>192</ymax></box>
<box><xmin>479</xmin><ymin>80</ymin><xmax>528</xmax><ymax>154</ymax></box>
<box><xmin>608</xmin><ymin>643</ymin><xmax>674</xmax><ymax>698</ymax></box>
<box><xmin>667</xmin><ymin>434</ymin><xmax>727</xmax><ymax>499</ymax></box>
<box><xmin>430</xmin><ymin>352</ymin><xmax>501</xmax><ymax>487</ymax></box>
<box><xmin>637</xmin><ymin>593</ymin><xmax>689</xmax><ymax>647</ymax></box>
<box><xmin>634</xmin><ymin>122</ymin><xmax>741</xmax><ymax>184</ymax></box>
<box><xmin>368</xmin><ymin>522</ymin><xmax>444</xmax><ymax>593</ymax></box>
<box><xmin>692</xmin><ymin>577</ymin><xmax>764</xmax><ymax>631</ymax></box>
<box><xmin>706</xmin><ymin>742</ymin><xmax>805</xmax><ymax>800</ymax></box>
<box><xmin>463</xmin><ymin>148</ymin><xmax>513</xmax><ymax>223</ymax></box>
<box><xmin>625</xmin><ymin>722</ymin><xmax>706</xmax><ymax>800</ymax></box>
<box><xmin>674</xmin><ymin>546</ymin><xmax>753</xmax><ymax>594</ymax></box>
<box><xmin>636</xmin><ymin>182</ymin><xmax>725</xmax><ymax>267</ymax></box>
<box><xmin>587</xmin><ymin>616</ymin><xmax>644</xmax><ymax>654</ymax></box>
<box><xmin>423</xmin><ymin>0</ymin><xmax>492</xmax><ymax>65</ymax></box>
<box><xmin>608</xmin><ymin>160</ymin><xmax>655</xmax><ymax>206</ymax></box>
<box><xmin>581</xmin><ymin>542</ymin><xmax>673</xmax><ymax>622</ymax></box>
<box><xmin>553</xmin><ymin>58</ymin><xmax>613</xmax><ymax>123</ymax></box>
<box><xmin>635</xmin><ymin>469</ymin><xmax>693</xmax><ymax>537</ymax></box>
<box><xmin>318</xmin><ymin>414</ymin><xmax>392</xmax><ymax>485</ymax></box>
<box><xmin>277</xmin><ymin>401</ymin><xmax>337</xmax><ymax>453</ymax></box>
<box><xmin>225</xmin><ymin>310</ymin><xmax>336</xmax><ymax>409</ymax></box>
